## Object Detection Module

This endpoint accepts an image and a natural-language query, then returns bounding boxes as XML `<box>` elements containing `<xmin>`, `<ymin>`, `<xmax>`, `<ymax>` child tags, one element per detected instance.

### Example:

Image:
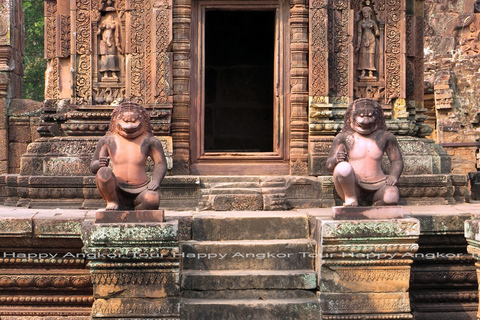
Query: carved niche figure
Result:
<box><xmin>326</xmin><ymin>98</ymin><xmax>404</xmax><ymax>206</ymax></box>
<box><xmin>91</xmin><ymin>102</ymin><xmax>167</xmax><ymax>210</ymax></box>
<box><xmin>460</xmin><ymin>23</ymin><xmax>480</xmax><ymax>55</ymax></box>
<box><xmin>97</xmin><ymin>15</ymin><xmax>123</xmax><ymax>81</ymax></box>
<box><xmin>356</xmin><ymin>6</ymin><xmax>379</xmax><ymax>81</ymax></box>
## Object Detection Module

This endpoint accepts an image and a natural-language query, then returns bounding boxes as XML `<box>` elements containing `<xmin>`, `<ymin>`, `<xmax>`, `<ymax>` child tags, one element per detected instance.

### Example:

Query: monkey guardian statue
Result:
<box><xmin>90</xmin><ymin>102</ymin><xmax>167</xmax><ymax>210</ymax></box>
<box><xmin>326</xmin><ymin>98</ymin><xmax>404</xmax><ymax>207</ymax></box>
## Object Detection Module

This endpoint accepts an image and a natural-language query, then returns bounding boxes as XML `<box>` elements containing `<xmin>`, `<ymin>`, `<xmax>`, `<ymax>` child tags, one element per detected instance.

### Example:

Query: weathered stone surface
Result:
<box><xmin>181</xmin><ymin>293</ymin><xmax>320</xmax><ymax>320</ymax></box>
<box><xmin>320</xmin><ymin>266</ymin><xmax>411</xmax><ymax>293</ymax></box>
<box><xmin>92</xmin><ymin>270</ymin><xmax>179</xmax><ymax>298</ymax></box>
<box><xmin>181</xmin><ymin>239</ymin><xmax>315</xmax><ymax>271</ymax></box>
<box><xmin>91</xmin><ymin>297</ymin><xmax>180</xmax><ymax>318</ymax></box>
<box><xmin>181</xmin><ymin>270</ymin><xmax>316</xmax><ymax>290</ymax></box>
<box><xmin>332</xmin><ymin>206</ymin><xmax>404</xmax><ymax>220</ymax></box>
<box><xmin>83</xmin><ymin>218</ymin><xmax>181</xmax><ymax>319</ymax></box>
<box><xmin>318</xmin><ymin>218</ymin><xmax>420</xmax><ymax>319</ymax></box>
<box><xmin>321</xmin><ymin>218</ymin><xmax>420</xmax><ymax>238</ymax></box>
<box><xmin>191</xmin><ymin>212</ymin><xmax>308</xmax><ymax>241</ymax></box>
<box><xmin>95</xmin><ymin>210</ymin><xmax>165</xmax><ymax>223</ymax></box>
<box><xmin>212</xmin><ymin>194</ymin><xmax>263</xmax><ymax>211</ymax></box>
<box><xmin>319</xmin><ymin>292</ymin><xmax>411</xmax><ymax>314</ymax></box>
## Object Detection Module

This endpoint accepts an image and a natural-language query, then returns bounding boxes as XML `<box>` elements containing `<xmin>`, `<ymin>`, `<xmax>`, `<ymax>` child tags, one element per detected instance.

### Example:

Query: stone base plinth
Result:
<box><xmin>95</xmin><ymin>209</ymin><xmax>165</xmax><ymax>223</ymax></box>
<box><xmin>465</xmin><ymin>219</ymin><xmax>480</xmax><ymax>320</ymax></box>
<box><xmin>333</xmin><ymin>206</ymin><xmax>404</xmax><ymax>220</ymax></box>
<box><xmin>81</xmin><ymin>219</ymin><xmax>180</xmax><ymax>319</ymax></box>
<box><xmin>317</xmin><ymin>218</ymin><xmax>420</xmax><ymax>320</ymax></box>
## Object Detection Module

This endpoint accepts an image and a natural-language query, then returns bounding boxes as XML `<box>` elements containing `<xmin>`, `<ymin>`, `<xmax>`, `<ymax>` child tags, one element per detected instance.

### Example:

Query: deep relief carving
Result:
<box><xmin>331</xmin><ymin>9</ymin><xmax>349</xmax><ymax>97</ymax></box>
<box><xmin>323</xmin><ymin>219</ymin><xmax>420</xmax><ymax>238</ymax></box>
<box><xmin>97</xmin><ymin>15</ymin><xmax>123</xmax><ymax>82</ymax></box>
<box><xmin>59</xmin><ymin>14</ymin><xmax>71</xmax><ymax>58</ymax></box>
<box><xmin>45</xmin><ymin>58</ymin><xmax>59</xmax><ymax>101</ymax></box>
<box><xmin>155</xmin><ymin>6</ymin><xmax>173</xmax><ymax>104</ymax></box>
<box><xmin>91</xmin><ymin>271</ymin><xmax>176</xmax><ymax>285</ymax></box>
<box><xmin>385</xmin><ymin>0</ymin><xmax>401</xmax><ymax>102</ymax></box>
<box><xmin>323</xmin><ymin>295</ymin><xmax>410</xmax><ymax>312</ymax></box>
<box><xmin>356</xmin><ymin>6</ymin><xmax>380</xmax><ymax>81</ymax></box>
<box><xmin>0</xmin><ymin>275</ymin><xmax>91</xmax><ymax>289</ymax></box>
<box><xmin>310</xmin><ymin>5</ymin><xmax>328</xmax><ymax>99</ymax></box>
<box><xmin>75</xmin><ymin>10</ymin><xmax>92</xmax><ymax>104</ymax></box>
<box><xmin>92</xmin><ymin>298</ymin><xmax>179</xmax><ymax>316</ymax></box>
<box><xmin>0</xmin><ymin>1</ymin><xmax>9</xmax><ymax>42</ymax></box>
<box><xmin>46</xmin><ymin>16</ymin><xmax>57</xmax><ymax>59</ymax></box>
<box><xmin>336</xmin><ymin>268</ymin><xmax>411</xmax><ymax>281</ymax></box>
<box><xmin>459</xmin><ymin>19</ymin><xmax>480</xmax><ymax>55</ymax></box>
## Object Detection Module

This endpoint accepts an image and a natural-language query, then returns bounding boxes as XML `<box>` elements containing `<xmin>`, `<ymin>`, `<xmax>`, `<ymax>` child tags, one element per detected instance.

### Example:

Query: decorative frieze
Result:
<box><xmin>317</xmin><ymin>217</ymin><xmax>420</xmax><ymax>319</ymax></box>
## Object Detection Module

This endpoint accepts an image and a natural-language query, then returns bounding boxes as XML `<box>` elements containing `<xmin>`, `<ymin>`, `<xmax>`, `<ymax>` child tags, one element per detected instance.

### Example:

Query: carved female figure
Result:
<box><xmin>356</xmin><ymin>7</ymin><xmax>379</xmax><ymax>80</ymax></box>
<box><xmin>460</xmin><ymin>24</ymin><xmax>480</xmax><ymax>55</ymax></box>
<box><xmin>97</xmin><ymin>15</ymin><xmax>123</xmax><ymax>81</ymax></box>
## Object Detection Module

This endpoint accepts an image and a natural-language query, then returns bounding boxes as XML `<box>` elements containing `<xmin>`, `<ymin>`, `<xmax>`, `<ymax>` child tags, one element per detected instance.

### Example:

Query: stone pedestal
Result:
<box><xmin>465</xmin><ymin>219</ymin><xmax>480</xmax><ymax>320</ymax></box>
<box><xmin>317</xmin><ymin>218</ymin><xmax>420</xmax><ymax>320</ymax></box>
<box><xmin>81</xmin><ymin>212</ymin><xmax>180</xmax><ymax>319</ymax></box>
<box><xmin>333</xmin><ymin>206</ymin><xmax>404</xmax><ymax>220</ymax></box>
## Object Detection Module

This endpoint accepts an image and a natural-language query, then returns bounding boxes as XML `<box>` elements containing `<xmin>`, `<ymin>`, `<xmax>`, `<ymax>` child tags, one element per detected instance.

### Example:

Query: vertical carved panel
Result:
<box><xmin>290</xmin><ymin>0</ymin><xmax>309</xmax><ymax>175</ymax></box>
<box><xmin>75</xmin><ymin>8</ymin><xmax>92</xmax><ymax>105</ymax></box>
<box><xmin>57</xmin><ymin>14</ymin><xmax>71</xmax><ymax>58</ymax></box>
<box><xmin>171</xmin><ymin>0</ymin><xmax>191</xmax><ymax>174</ymax></box>
<box><xmin>44</xmin><ymin>0</ymin><xmax>58</xmax><ymax>100</ymax></box>
<box><xmin>331</xmin><ymin>0</ymin><xmax>350</xmax><ymax>100</ymax></box>
<box><xmin>45</xmin><ymin>58</ymin><xmax>59</xmax><ymax>100</ymax></box>
<box><xmin>309</xmin><ymin>0</ymin><xmax>328</xmax><ymax>101</ymax></box>
<box><xmin>45</xmin><ymin>0</ymin><xmax>57</xmax><ymax>60</ymax></box>
<box><xmin>129</xmin><ymin>0</ymin><xmax>147</xmax><ymax>103</ymax></box>
<box><xmin>155</xmin><ymin>1</ymin><xmax>173</xmax><ymax>105</ymax></box>
<box><xmin>385</xmin><ymin>0</ymin><xmax>402</xmax><ymax>102</ymax></box>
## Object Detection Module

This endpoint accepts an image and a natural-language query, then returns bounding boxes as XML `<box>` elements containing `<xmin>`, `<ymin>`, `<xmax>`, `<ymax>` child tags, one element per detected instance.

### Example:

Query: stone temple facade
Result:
<box><xmin>0</xmin><ymin>0</ymin><xmax>469</xmax><ymax>210</ymax></box>
<box><xmin>2</xmin><ymin>0</ymin><xmax>480</xmax><ymax>319</ymax></box>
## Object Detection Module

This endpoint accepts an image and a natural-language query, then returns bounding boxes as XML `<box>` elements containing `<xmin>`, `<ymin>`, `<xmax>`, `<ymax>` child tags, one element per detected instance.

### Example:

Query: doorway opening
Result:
<box><xmin>204</xmin><ymin>10</ymin><xmax>275</xmax><ymax>152</ymax></box>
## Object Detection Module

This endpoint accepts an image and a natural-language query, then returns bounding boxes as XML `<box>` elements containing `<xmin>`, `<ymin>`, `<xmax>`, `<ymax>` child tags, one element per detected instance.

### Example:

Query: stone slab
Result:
<box><xmin>181</xmin><ymin>269</ymin><xmax>317</xmax><ymax>290</ymax></box>
<box><xmin>95</xmin><ymin>210</ymin><xmax>165</xmax><ymax>223</ymax></box>
<box><xmin>332</xmin><ymin>206</ymin><xmax>404</xmax><ymax>220</ymax></box>
<box><xmin>322</xmin><ymin>218</ymin><xmax>420</xmax><ymax>238</ymax></box>
<box><xmin>181</xmin><ymin>239</ymin><xmax>315</xmax><ymax>270</ymax></box>
<box><xmin>319</xmin><ymin>292</ymin><xmax>411</xmax><ymax>314</ymax></box>
<box><xmin>191</xmin><ymin>212</ymin><xmax>308</xmax><ymax>241</ymax></box>
<box><xmin>180</xmin><ymin>297</ymin><xmax>320</xmax><ymax>320</ymax></box>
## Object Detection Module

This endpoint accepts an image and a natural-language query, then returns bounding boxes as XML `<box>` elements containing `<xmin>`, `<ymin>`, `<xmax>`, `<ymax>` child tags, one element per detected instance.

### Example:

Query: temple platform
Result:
<box><xmin>0</xmin><ymin>203</ymin><xmax>479</xmax><ymax>319</ymax></box>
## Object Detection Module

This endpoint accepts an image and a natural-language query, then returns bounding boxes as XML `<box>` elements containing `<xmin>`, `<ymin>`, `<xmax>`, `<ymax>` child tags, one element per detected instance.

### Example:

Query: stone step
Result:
<box><xmin>181</xmin><ymin>239</ymin><xmax>315</xmax><ymax>270</ymax></box>
<box><xmin>180</xmin><ymin>291</ymin><xmax>320</xmax><ymax>320</ymax></box>
<box><xmin>191</xmin><ymin>212</ymin><xmax>310</xmax><ymax>240</ymax></box>
<box><xmin>181</xmin><ymin>269</ymin><xmax>317</xmax><ymax>290</ymax></box>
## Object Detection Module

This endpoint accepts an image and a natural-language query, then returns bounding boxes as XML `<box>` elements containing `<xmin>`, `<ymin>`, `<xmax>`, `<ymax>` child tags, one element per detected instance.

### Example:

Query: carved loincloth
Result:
<box><xmin>118</xmin><ymin>180</ymin><xmax>149</xmax><ymax>195</ymax></box>
<box><xmin>357</xmin><ymin>177</ymin><xmax>387</xmax><ymax>191</ymax></box>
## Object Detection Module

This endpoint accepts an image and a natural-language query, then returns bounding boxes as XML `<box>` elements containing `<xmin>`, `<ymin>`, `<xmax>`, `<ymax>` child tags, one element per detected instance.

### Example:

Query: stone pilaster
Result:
<box><xmin>465</xmin><ymin>219</ymin><xmax>480</xmax><ymax>320</ymax></box>
<box><xmin>81</xmin><ymin>212</ymin><xmax>180</xmax><ymax>319</ymax></box>
<box><xmin>317</xmin><ymin>218</ymin><xmax>420</xmax><ymax>319</ymax></box>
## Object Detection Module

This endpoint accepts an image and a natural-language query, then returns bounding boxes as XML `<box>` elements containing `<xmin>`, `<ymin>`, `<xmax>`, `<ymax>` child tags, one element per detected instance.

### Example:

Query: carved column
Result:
<box><xmin>0</xmin><ymin>0</ymin><xmax>23</xmax><ymax>173</ymax></box>
<box><xmin>171</xmin><ymin>0</ymin><xmax>191</xmax><ymax>174</ymax></box>
<box><xmin>290</xmin><ymin>0</ymin><xmax>309</xmax><ymax>175</ymax></box>
<box><xmin>317</xmin><ymin>218</ymin><xmax>420</xmax><ymax>319</ymax></box>
<box><xmin>82</xmin><ymin>214</ymin><xmax>180</xmax><ymax>319</ymax></box>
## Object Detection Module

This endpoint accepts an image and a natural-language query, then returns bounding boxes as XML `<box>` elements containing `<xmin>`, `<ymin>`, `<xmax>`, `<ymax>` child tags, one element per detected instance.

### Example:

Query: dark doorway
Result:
<box><xmin>204</xmin><ymin>10</ymin><xmax>275</xmax><ymax>152</ymax></box>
